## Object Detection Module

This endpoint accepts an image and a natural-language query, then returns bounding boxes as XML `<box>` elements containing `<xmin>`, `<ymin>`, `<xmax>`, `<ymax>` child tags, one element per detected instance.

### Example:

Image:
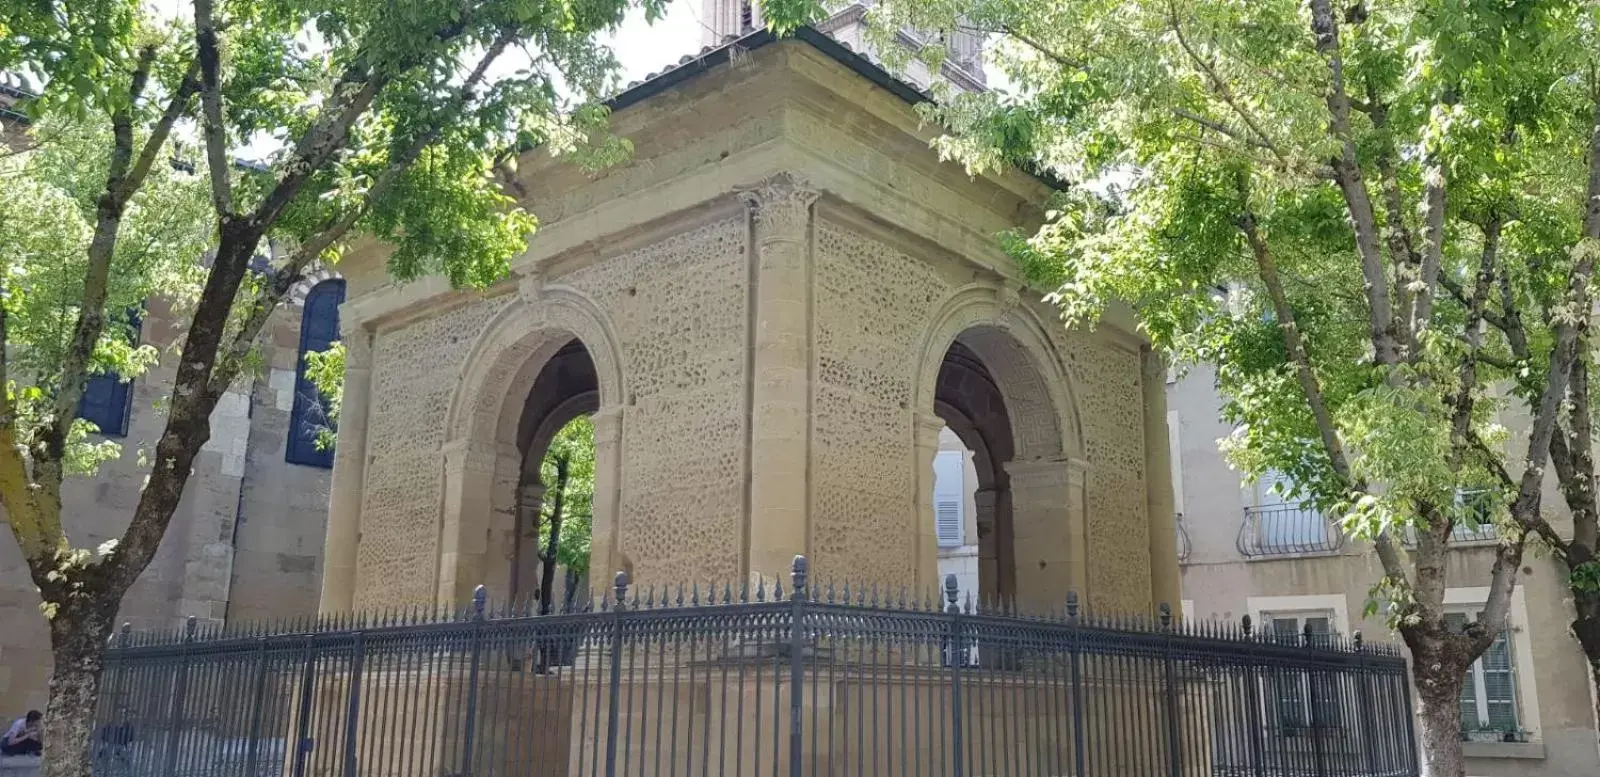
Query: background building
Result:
<box><xmin>0</xmin><ymin>88</ymin><xmax>340</xmax><ymax>709</ymax></box>
<box><xmin>1169</xmin><ymin>365</ymin><xmax>1598</xmax><ymax>776</ymax></box>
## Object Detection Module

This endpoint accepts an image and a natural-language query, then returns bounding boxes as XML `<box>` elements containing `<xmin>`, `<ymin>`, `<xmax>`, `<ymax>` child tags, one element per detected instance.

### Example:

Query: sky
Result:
<box><xmin>605</xmin><ymin>2</ymin><xmax>716</xmax><ymax>84</ymax></box>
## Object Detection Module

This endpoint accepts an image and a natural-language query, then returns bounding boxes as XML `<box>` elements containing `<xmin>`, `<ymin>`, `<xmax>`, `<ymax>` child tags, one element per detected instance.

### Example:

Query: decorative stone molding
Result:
<box><xmin>738</xmin><ymin>172</ymin><xmax>820</xmax><ymax>243</ymax></box>
<box><xmin>441</xmin><ymin>438</ymin><xmax>517</xmax><ymax>475</ymax></box>
<box><xmin>517</xmin><ymin>270</ymin><xmax>546</xmax><ymax>306</ymax></box>
<box><xmin>994</xmin><ymin>284</ymin><xmax>1022</xmax><ymax>326</ymax></box>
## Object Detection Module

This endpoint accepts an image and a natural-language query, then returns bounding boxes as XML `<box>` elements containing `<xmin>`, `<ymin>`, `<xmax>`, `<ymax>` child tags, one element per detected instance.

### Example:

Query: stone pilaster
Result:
<box><xmin>512</xmin><ymin>481</ymin><xmax>546</xmax><ymax>603</ymax></box>
<box><xmin>913</xmin><ymin>412</ymin><xmax>945</xmax><ymax>591</ymax></box>
<box><xmin>1142</xmin><ymin>346</ymin><xmax>1181</xmax><ymax>612</ymax></box>
<box><xmin>589</xmin><ymin>406</ymin><xmax>624</xmax><ymax>584</ymax></box>
<box><xmin>318</xmin><ymin>326</ymin><xmax>372</xmax><ymax>614</ymax></box>
<box><xmin>974</xmin><ymin>487</ymin><xmax>999</xmax><ymax>601</ymax></box>
<box><xmin>438</xmin><ymin>439</ymin><xmax>519</xmax><ymax>607</ymax></box>
<box><xmin>739</xmin><ymin>173</ymin><xmax>819</xmax><ymax>582</ymax></box>
<box><xmin>1006</xmin><ymin>458</ymin><xmax>1088</xmax><ymax>613</ymax></box>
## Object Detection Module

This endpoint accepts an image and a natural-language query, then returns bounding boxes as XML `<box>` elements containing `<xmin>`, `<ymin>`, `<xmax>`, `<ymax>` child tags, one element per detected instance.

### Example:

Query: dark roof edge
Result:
<box><xmin>603</xmin><ymin>27</ymin><xmax>1068</xmax><ymax>192</ymax></box>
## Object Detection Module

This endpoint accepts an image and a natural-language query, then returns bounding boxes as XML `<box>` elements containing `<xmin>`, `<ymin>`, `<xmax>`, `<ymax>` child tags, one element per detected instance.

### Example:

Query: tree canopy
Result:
<box><xmin>759</xmin><ymin>0</ymin><xmax>1600</xmax><ymax>772</ymax></box>
<box><xmin>0</xmin><ymin>0</ymin><xmax>655</xmax><ymax>773</ymax></box>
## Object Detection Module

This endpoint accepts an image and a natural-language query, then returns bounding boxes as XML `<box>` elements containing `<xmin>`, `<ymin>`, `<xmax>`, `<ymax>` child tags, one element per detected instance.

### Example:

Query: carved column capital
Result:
<box><xmin>738</xmin><ymin>172</ymin><xmax>820</xmax><ymax>242</ymax></box>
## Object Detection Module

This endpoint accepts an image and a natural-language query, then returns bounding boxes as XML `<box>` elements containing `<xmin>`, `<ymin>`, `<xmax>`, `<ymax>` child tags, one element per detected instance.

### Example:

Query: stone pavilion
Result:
<box><xmin>317</xmin><ymin>27</ymin><xmax>1180</xmax><ymax>619</ymax></box>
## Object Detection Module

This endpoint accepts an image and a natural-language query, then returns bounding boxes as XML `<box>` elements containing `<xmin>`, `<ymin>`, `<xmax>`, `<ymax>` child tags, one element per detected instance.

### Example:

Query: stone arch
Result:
<box><xmin>915</xmin><ymin>285</ymin><xmax>1087</xmax><ymax>613</ymax></box>
<box><xmin>436</xmin><ymin>284</ymin><xmax>624</xmax><ymax>607</ymax></box>
<box><xmin>914</xmin><ymin>285</ymin><xmax>1084</xmax><ymax>461</ymax></box>
<box><xmin>445</xmin><ymin>286</ymin><xmax>624</xmax><ymax>448</ymax></box>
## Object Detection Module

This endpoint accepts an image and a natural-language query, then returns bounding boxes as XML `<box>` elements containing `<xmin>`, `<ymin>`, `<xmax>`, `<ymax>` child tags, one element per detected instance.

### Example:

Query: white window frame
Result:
<box><xmin>1247</xmin><ymin>595</ymin><xmax>1350</xmax><ymax>639</ymax></box>
<box><xmin>1166</xmin><ymin>410</ymin><xmax>1184</xmax><ymax>514</ymax></box>
<box><xmin>1246</xmin><ymin>595</ymin><xmax>1350</xmax><ymax>736</ymax></box>
<box><xmin>1443</xmin><ymin>587</ymin><xmax>1540</xmax><ymax>742</ymax></box>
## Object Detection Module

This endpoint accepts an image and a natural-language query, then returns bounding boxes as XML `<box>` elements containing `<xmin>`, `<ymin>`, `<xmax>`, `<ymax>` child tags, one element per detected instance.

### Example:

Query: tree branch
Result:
<box><xmin>1168</xmin><ymin>2</ymin><xmax>1290</xmax><ymax>170</ymax></box>
<box><xmin>1307</xmin><ymin>0</ymin><xmax>1399</xmax><ymax>366</ymax></box>
<box><xmin>1236</xmin><ymin>193</ymin><xmax>1410</xmax><ymax>586</ymax></box>
<box><xmin>194</xmin><ymin>0</ymin><xmax>234</xmax><ymax>216</ymax></box>
<box><xmin>102</xmin><ymin>27</ymin><xmax>517</xmax><ymax>594</ymax></box>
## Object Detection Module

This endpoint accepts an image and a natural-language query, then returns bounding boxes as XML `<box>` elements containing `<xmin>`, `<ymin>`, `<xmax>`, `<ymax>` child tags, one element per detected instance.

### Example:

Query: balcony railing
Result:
<box><xmin>1237</xmin><ymin>502</ymin><xmax>1346</xmax><ymax>558</ymax></box>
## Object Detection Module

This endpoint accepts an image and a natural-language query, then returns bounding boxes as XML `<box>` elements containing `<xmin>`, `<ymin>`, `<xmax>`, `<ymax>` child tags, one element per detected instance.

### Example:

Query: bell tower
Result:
<box><xmin>701</xmin><ymin>0</ymin><xmax>761</xmax><ymax>47</ymax></box>
<box><xmin>700</xmin><ymin>1</ymin><xmax>986</xmax><ymax>91</ymax></box>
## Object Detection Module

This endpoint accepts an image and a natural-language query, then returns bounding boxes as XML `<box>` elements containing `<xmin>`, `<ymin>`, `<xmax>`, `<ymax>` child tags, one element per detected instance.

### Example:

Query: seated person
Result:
<box><xmin>0</xmin><ymin>710</ymin><xmax>41</xmax><ymax>757</ymax></box>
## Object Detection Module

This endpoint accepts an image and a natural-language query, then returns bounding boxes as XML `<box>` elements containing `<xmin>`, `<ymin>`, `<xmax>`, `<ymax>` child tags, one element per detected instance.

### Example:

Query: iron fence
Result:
<box><xmin>94</xmin><ymin>557</ymin><xmax>1416</xmax><ymax>777</ymax></box>
<box><xmin>1237</xmin><ymin>504</ymin><xmax>1347</xmax><ymax>558</ymax></box>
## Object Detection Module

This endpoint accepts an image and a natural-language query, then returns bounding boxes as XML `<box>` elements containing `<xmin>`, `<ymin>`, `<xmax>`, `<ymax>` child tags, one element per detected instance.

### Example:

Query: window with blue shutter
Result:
<box><xmin>77</xmin><ymin>309</ymin><xmax>142</xmax><ymax>437</ymax></box>
<box><xmin>286</xmin><ymin>279</ymin><xmax>345</xmax><ymax>468</ymax></box>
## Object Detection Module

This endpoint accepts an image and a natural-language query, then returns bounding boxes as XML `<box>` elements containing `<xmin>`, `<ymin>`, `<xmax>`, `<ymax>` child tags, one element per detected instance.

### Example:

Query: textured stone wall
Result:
<box><xmin>355</xmin><ymin>296</ymin><xmax>512</xmax><ymax>609</ymax></box>
<box><xmin>810</xmin><ymin>220</ymin><xmax>948</xmax><ymax>586</ymax></box>
<box><xmin>1065</xmin><ymin>335</ymin><xmax>1153</xmax><ymax>613</ymax></box>
<box><xmin>226</xmin><ymin>309</ymin><xmax>337</xmax><ymax>623</ymax></box>
<box><xmin>559</xmin><ymin>217</ymin><xmax>750</xmax><ymax>586</ymax></box>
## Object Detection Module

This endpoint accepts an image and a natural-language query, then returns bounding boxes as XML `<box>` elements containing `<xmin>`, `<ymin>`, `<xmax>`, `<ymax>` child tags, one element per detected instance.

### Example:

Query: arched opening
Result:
<box><xmin>930</xmin><ymin>324</ymin><xmax>1075</xmax><ymax>615</ymax></box>
<box><xmin>511</xmin><ymin>338</ymin><xmax>598</xmax><ymax>615</ymax></box>
<box><xmin>931</xmin><ymin>422</ymin><xmax>983</xmax><ymax>603</ymax></box>
<box><xmin>934</xmin><ymin>339</ymin><xmax>1017</xmax><ymax>609</ymax></box>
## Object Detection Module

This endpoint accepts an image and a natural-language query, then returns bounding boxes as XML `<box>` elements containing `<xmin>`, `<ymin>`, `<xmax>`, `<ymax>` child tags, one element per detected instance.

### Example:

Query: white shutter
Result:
<box><xmin>1167</xmin><ymin>411</ymin><xmax>1184</xmax><ymax>514</ymax></box>
<box><xmin>1258</xmin><ymin>469</ymin><xmax>1293</xmax><ymax>506</ymax></box>
<box><xmin>934</xmin><ymin>450</ymin><xmax>965</xmax><ymax>547</ymax></box>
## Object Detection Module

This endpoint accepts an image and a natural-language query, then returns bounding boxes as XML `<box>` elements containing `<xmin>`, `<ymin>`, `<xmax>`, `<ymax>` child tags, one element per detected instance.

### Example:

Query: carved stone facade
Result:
<box><xmin>322</xmin><ymin>36</ymin><xmax>1177</xmax><ymax>621</ymax></box>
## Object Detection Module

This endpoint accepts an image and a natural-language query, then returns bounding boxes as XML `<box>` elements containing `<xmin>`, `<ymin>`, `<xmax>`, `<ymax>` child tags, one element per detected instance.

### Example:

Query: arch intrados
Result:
<box><xmin>933</xmin><ymin>399</ymin><xmax>999</xmax><ymax>491</ymax></box>
<box><xmin>522</xmin><ymin>391</ymin><xmax>600</xmax><ymax>478</ymax></box>
<box><xmin>515</xmin><ymin>339</ymin><xmax>599</xmax><ymax>452</ymax></box>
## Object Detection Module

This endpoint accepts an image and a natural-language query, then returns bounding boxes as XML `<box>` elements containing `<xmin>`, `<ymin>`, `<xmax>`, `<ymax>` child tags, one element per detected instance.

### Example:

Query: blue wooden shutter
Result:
<box><xmin>286</xmin><ymin>280</ymin><xmax>345</xmax><ymax>467</ymax></box>
<box><xmin>77</xmin><ymin>308</ymin><xmax>141</xmax><ymax>437</ymax></box>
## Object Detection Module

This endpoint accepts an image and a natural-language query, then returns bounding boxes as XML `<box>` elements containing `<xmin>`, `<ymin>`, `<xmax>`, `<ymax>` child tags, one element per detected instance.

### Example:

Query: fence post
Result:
<box><xmin>1161</xmin><ymin>604</ymin><xmax>1182</xmax><ymax>777</ymax></box>
<box><xmin>1241</xmin><ymin>615</ymin><xmax>1265</xmax><ymax>777</ymax></box>
<box><xmin>342</xmin><ymin>629</ymin><xmax>366</xmax><ymax>777</ymax></box>
<box><xmin>163</xmin><ymin>617</ymin><xmax>197</xmax><ymax>777</ymax></box>
<box><xmin>944</xmin><ymin>574</ymin><xmax>964</xmax><ymax>777</ymax></box>
<box><xmin>789</xmin><ymin>556</ymin><xmax>808</xmax><ymax>777</ymax></box>
<box><xmin>1066</xmin><ymin>593</ymin><xmax>1087</xmax><ymax>777</ymax></box>
<box><xmin>604</xmin><ymin>571</ymin><xmax>629</xmax><ymax>777</ymax></box>
<box><xmin>244</xmin><ymin>633</ymin><xmax>271</xmax><ymax>777</ymax></box>
<box><xmin>291</xmin><ymin>630</ymin><xmax>319</xmax><ymax>777</ymax></box>
<box><xmin>460</xmin><ymin>586</ymin><xmax>488</xmax><ymax>777</ymax></box>
<box><xmin>1305</xmin><ymin>623</ymin><xmax>1328</xmax><ymax>776</ymax></box>
<box><xmin>1353</xmin><ymin>633</ymin><xmax>1380</xmax><ymax>775</ymax></box>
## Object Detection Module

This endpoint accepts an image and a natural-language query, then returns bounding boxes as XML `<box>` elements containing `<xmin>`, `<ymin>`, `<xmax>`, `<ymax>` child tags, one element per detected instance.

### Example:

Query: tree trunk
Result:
<box><xmin>538</xmin><ymin>454</ymin><xmax>569</xmax><ymax>618</ymax></box>
<box><xmin>41</xmin><ymin>602</ymin><xmax>116</xmax><ymax>777</ymax></box>
<box><xmin>1413</xmin><ymin>649</ymin><xmax>1470</xmax><ymax>777</ymax></box>
<box><xmin>1573</xmin><ymin>588</ymin><xmax>1600</xmax><ymax>755</ymax></box>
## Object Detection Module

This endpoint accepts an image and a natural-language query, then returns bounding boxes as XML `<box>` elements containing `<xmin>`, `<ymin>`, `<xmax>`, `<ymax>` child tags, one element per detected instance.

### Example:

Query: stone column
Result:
<box><xmin>1142</xmin><ymin>346</ymin><xmax>1182</xmax><ymax>613</ymax></box>
<box><xmin>974</xmin><ymin>487</ymin><xmax>999</xmax><ymax>602</ymax></box>
<box><xmin>589</xmin><ymin>406</ymin><xmax>624</xmax><ymax>584</ymax></box>
<box><xmin>739</xmin><ymin>173</ymin><xmax>819</xmax><ymax>582</ymax></box>
<box><xmin>512</xmin><ymin>481</ymin><xmax>546</xmax><ymax>604</ymax></box>
<box><xmin>912</xmin><ymin>412</ymin><xmax>944</xmax><ymax>591</ymax></box>
<box><xmin>438</xmin><ymin>440</ymin><xmax>518</xmax><ymax>607</ymax></box>
<box><xmin>318</xmin><ymin>326</ymin><xmax>372</xmax><ymax>614</ymax></box>
<box><xmin>1006</xmin><ymin>458</ymin><xmax>1085</xmax><ymax>613</ymax></box>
